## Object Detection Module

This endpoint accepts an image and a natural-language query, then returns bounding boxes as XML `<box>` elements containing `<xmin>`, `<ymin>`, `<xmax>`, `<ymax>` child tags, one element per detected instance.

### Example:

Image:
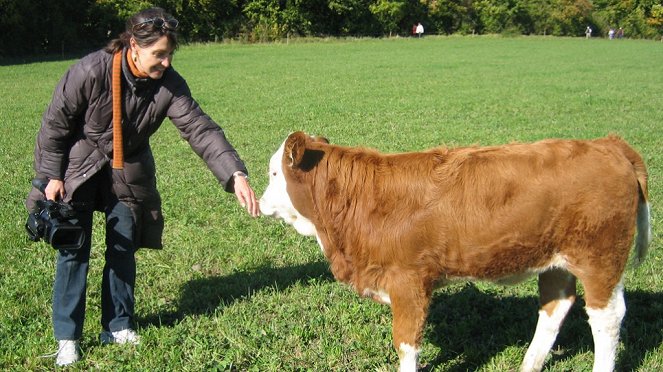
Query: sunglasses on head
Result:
<box><xmin>132</xmin><ymin>17</ymin><xmax>179</xmax><ymax>32</ymax></box>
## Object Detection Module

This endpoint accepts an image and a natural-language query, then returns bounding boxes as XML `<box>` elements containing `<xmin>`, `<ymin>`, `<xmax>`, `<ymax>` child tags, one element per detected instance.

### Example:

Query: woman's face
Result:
<box><xmin>131</xmin><ymin>35</ymin><xmax>174</xmax><ymax>79</ymax></box>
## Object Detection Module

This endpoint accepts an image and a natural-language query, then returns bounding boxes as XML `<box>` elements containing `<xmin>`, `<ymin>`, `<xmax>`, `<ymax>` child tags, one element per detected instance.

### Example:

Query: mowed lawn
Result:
<box><xmin>0</xmin><ymin>36</ymin><xmax>661</xmax><ymax>371</ymax></box>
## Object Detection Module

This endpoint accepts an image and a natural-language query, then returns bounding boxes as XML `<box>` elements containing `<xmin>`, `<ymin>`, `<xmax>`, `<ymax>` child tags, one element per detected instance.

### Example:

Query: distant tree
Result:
<box><xmin>327</xmin><ymin>0</ymin><xmax>379</xmax><ymax>35</ymax></box>
<box><xmin>0</xmin><ymin>0</ymin><xmax>98</xmax><ymax>56</ymax></box>
<box><xmin>591</xmin><ymin>0</ymin><xmax>660</xmax><ymax>38</ymax></box>
<box><xmin>622</xmin><ymin>4</ymin><xmax>655</xmax><ymax>38</ymax></box>
<box><xmin>648</xmin><ymin>4</ymin><xmax>663</xmax><ymax>36</ymax></box>
<box><xmin>427</xmin><ymin>0</ymin><xmax>471</xmax><ymax>35</ymax></box>
<box><xmin>473</xmin><ymin>0</ymin><xmax>528</xmax><ymax>34</ymax></box>
<box><xmin>0</xmin><ymin>0</ymin><xmax>34</xmax><ymax>55</ymax></box>
<box><xmin>525</xmin><ymin>0</ymin><xmax>556</xmax><ymax>35</ymax></box>
<box><xmin>550</xmin><ymin>0</ymin><xmax>593</xmax><ymax>36</ymax></box>
<box><xmin>369</xmin><ymin>0</ymin><xmax>407</xmax><ymax>36</ymax></box>
<box><xmin>158</xmin><ymin>0</ymin><xmax>234</xmax><ymax>42</ymax></box>
<box><xmin>474</xmin><ymin>0</ymin><xmax>513</xmax><ymax>34</ymax></box>
<box><xmin>4</xmin><ymin>0</ymin><xmax>663</xmax><ymax>58</ymax></box>
<box><xmin>242</xmin><ymin>0</ymin><xmax>312</xmax><ymax>41</ymax></box>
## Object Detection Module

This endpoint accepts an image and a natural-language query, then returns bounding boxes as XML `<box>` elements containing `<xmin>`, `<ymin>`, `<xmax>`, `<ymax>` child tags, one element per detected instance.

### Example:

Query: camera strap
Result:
<box><xmin>111</xmin><ymin>50</ymin><xmax>124</xmax><ymax>170</ymax></box>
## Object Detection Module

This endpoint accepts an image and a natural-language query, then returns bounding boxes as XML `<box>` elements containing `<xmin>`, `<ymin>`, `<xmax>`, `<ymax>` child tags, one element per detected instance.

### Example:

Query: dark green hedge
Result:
<box><xmin>2</xmin><ymin>0</ymin><xmax>661</xmax><ymax>57</ymax></box>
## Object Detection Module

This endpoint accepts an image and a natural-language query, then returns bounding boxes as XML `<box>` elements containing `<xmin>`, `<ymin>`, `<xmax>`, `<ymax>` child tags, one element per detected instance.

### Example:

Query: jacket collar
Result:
<box><xmin>121</xmin><ymin>48</ymin><xmax>155</xmax><ymax>94</ymax></box>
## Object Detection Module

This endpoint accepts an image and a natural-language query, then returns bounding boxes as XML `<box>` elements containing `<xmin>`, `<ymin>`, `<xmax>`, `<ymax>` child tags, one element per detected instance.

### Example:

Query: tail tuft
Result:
<box><xmin>632</xmin><ymin>201</ymin><xmax>652</xmax><ymax>268</ymax></box>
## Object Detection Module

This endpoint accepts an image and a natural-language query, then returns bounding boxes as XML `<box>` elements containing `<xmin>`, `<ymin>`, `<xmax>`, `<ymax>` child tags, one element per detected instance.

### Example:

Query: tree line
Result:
<box><xmin>2</xmin><ymin>0</ymin><xmax>663</xmax><ymax>57</ymax></box>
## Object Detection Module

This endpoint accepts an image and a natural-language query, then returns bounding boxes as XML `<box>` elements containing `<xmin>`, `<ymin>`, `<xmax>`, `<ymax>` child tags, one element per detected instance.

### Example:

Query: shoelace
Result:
<box><xmin>39</xmin><ymin>349</ymin><xmax>60</xmax><ymax>359</ymax></box>
<box><xmin>39</xmin><ymin>341</ymin><xmax>78</xmax><ymax>359</ymax></box>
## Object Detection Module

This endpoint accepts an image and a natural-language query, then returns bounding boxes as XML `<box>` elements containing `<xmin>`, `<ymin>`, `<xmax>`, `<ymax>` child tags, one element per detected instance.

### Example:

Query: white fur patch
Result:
<box><xmin>315</xmin><ymin>234</ymin><xmax>326</xmax><ymax>254</ymax></box>
<box><xmin>521</xmin><ymin>298</ymin><xmax>574</xmax><ymax>372</ymax></box>
<box><xmin>398</xmin><ymin>343</ymin><xmax>419</xmax><ymax>372</ymax></box>
<box><xmin>259</xmin><ymin>140</ymin><xmax>318</xmax><ymax>237</ymax></box>
<box><xmin>585</xmin><ymin>281</ymin><xmax>625</xmax><ymax>372</ymax></box>
<box><xmin>362</xmin><ymin>288</ymin><xmax>391</xmax><ymax>305</ymax></box>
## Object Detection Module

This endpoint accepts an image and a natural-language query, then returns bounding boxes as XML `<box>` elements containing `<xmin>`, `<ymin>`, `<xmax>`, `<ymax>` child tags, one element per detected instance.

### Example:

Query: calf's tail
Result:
<box><xmin>634</xmin><ymin>197</ymin><xmax>652</xmax><ymax>268</ymax></box>
<box><xmin>613</xmin><ymin>136</ymin><xmax>651</xmax><ymax>267</ymax></box>
<box><xmin>623</xmin><ymin>140</ymin><xmax>651</xmax><ymax>267</ymax></box>
<box><xmin>600</xmin><ymin>135</ymin><xmax>651</xmax><ymax>267</ymax></box>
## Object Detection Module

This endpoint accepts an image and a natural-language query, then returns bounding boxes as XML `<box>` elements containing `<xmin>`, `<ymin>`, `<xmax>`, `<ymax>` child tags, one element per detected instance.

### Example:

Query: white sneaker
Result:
<box><xmin>55</xmin><ymin>340</ymin><xmax>80</xmax><ymax>366</ymax></box>
<box><xmin>100</xmin><ymin>329</ymin><xmax>140</xmax><ymax>345</ymax></box>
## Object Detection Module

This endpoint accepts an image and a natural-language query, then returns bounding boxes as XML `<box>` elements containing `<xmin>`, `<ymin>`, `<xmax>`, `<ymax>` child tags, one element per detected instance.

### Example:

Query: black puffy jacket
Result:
<box><xmin>26</xmin><ymin>48</ymin><xmax>248</xmax><ymax>248</ymax></box>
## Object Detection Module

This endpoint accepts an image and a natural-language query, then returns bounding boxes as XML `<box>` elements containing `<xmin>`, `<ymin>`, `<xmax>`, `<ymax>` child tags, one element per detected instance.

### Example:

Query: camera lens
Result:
<box><xmin>48</xmin><ymin>225</ymin><xmax>86</xmax><ymax>250</ymax></box>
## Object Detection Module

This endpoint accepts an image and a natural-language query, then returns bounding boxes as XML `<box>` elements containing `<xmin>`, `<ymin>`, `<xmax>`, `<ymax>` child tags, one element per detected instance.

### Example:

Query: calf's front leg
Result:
<box><xmin>389</xmin><ymin>283</ymin><xmax>431</xmax><ymax>372</ymax></box>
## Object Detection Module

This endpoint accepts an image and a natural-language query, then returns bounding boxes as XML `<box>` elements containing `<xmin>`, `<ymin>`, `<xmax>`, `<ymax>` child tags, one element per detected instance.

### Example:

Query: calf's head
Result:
<box><xmin>259</xmin><ymin>132</ymin><xmax>327</xmax><ymax>237</ymax></box>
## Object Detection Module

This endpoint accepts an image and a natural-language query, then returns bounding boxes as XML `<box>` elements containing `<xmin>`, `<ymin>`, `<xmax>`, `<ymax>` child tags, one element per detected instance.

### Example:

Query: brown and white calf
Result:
<box><xmin>259</xmin><ymin>131</ymin><xmax>651</xmax><ymax>372</ymax></box>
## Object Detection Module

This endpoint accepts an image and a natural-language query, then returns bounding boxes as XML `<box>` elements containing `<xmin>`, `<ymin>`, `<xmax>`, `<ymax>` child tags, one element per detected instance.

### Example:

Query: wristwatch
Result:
<box><xmin>233</xmin><ymin>171</ymin><xmax>248</xmax><ymax>180</ymax></box>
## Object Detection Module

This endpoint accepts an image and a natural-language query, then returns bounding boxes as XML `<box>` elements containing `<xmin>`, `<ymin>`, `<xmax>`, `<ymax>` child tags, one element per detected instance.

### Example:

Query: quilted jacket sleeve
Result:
<box><xmin>165</xmin><ymin>71</ymin><xmax>248</xmax><ymax>192</ymax></box>
<box><xmin>36</xmin><ymin>56</ymin><xmax>100</xmax><ymax>180</ymax></box>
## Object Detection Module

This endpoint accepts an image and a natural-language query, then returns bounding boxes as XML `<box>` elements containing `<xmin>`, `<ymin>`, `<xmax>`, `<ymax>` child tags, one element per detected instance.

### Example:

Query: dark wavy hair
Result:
<box><xmin>105</xmin><ymin>7</ymin><xmax>179</xmax><ymax>53</ymax></box>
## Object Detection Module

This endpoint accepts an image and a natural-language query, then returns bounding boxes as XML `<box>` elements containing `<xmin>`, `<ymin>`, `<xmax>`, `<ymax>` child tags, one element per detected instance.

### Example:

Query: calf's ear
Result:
<box><xmin>311</xmin><ymin>136</ymin><xmax>329</xmax><ymax>144</ymax></box>
<box><xmin>285</xmin><ymin>131</ymin><xmax>309</xmax><ymax>168</ymax></box>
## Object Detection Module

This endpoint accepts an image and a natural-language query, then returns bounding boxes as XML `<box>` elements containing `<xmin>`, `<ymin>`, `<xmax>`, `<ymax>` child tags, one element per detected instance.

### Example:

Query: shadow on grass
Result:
<box><xmin>139</xmin><ymin>268</ymin><xmax>662</xmax><ymax>371</ymax></box>
<box><xmin>422</xmin><ymin>284</ymin><xmax>663</xmax><ymax>371</ymax></box>
<box><xmin>422</xmin><ymin>283</ymin><xmax>539</xmax><ymax>371</ymax></box>
<box><xmin>137</xmin><ymin>260</ymin><xmax>333</xmax><ymax>327</ymax></box>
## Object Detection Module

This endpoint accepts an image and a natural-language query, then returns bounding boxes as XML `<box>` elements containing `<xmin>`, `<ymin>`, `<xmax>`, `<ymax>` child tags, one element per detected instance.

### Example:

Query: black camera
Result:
<box><xmin>25</xmin><ymin>179</ymin><xmax>85</xmax><ymax>250</ymax></box>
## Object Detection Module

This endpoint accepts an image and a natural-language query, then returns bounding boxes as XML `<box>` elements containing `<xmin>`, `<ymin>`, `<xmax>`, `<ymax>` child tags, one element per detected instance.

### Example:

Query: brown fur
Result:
<box><xmin>281</xmin><ymin>131</ymin><xmax>648</xmax><ymax>362</ymax></box>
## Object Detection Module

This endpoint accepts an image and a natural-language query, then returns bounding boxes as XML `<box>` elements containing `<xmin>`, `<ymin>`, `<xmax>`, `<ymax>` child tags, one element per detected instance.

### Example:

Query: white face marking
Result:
<box><xmin>259</xmin><ymin>139</ymin><xmax>318</xmax><ymax>237</ymax></box>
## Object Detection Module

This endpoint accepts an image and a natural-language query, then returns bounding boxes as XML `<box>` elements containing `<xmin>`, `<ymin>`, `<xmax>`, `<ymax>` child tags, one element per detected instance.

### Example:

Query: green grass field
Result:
<box><xmin>0</xmin><ymin>35</ymin><xmax>661</xmax><ymax>371</ymax></box>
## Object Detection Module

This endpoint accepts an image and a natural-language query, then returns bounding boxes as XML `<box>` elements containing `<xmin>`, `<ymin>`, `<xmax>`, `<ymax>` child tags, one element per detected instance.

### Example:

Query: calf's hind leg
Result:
<box><xmin>521</xmin><ymin>269</ymin><xmax>576</xmax><ymax>372</ymax></box>
<box><xmin>584</xmin><ymin>280</ymin><xmax>625</xmax><ymax>372</ymax></box>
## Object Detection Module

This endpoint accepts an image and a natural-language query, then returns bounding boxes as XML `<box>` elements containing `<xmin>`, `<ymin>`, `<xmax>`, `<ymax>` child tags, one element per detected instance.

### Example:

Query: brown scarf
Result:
<box><xmin>111</xmin><ymin>51</ymin><xmax>124</xmax><ymax>169</ymax></box>
<box><xmin>111</xmin><ymin>50</ymin><xmax>149</xmax><ymax>170</ymax></box>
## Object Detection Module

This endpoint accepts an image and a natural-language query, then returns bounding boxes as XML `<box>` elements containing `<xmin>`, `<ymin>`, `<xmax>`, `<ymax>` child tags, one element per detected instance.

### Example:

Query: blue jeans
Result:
<box><xmin>52</xmin><ymin>170</ymin><xmax>137</xmax><ymax>340</ymax></box>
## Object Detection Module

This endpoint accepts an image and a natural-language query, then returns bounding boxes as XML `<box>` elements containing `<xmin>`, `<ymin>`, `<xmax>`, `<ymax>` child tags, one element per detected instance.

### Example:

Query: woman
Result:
<box><xmin>26</xmin><ymin>7</ymin><xmax>259</xmax><ymax>366</ymax></box>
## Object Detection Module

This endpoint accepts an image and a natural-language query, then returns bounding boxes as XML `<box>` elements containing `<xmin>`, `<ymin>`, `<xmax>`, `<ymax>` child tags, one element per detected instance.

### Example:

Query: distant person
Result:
<box><xmin>609</xmin><ymin>28</ymin><xmax>615</xmax><ymax>39</ymax></box>
<box><xmin>26</xmin><ymin>6</ymin><xmax>259</xmax><ymax>367</ymax></box>
<box><xmin>617</xmin><ymin>27</ymin><xmax>624</xmax><ymax>39</ymax></box>
<box><xmin>585</xmin><ymin>26</ymin><xmax>592</xmax><ymax>38</ymax></box>
<box><xmin>412</xmin><ymin>23</ymin><xmax>417</xmax><ymax>37</ymax></box>
<box><xmin>416</xmin><ymin>22</ymin><xmax>424</xmax><ymax>38</ymax></box>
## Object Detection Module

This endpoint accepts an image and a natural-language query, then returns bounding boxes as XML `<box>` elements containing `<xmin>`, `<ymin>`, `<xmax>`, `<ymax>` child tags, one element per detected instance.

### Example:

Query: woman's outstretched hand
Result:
<box><xmin>233</xmin><ymin>175</ymin><xmax>260</xmax><ymax>217</ymax></box>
